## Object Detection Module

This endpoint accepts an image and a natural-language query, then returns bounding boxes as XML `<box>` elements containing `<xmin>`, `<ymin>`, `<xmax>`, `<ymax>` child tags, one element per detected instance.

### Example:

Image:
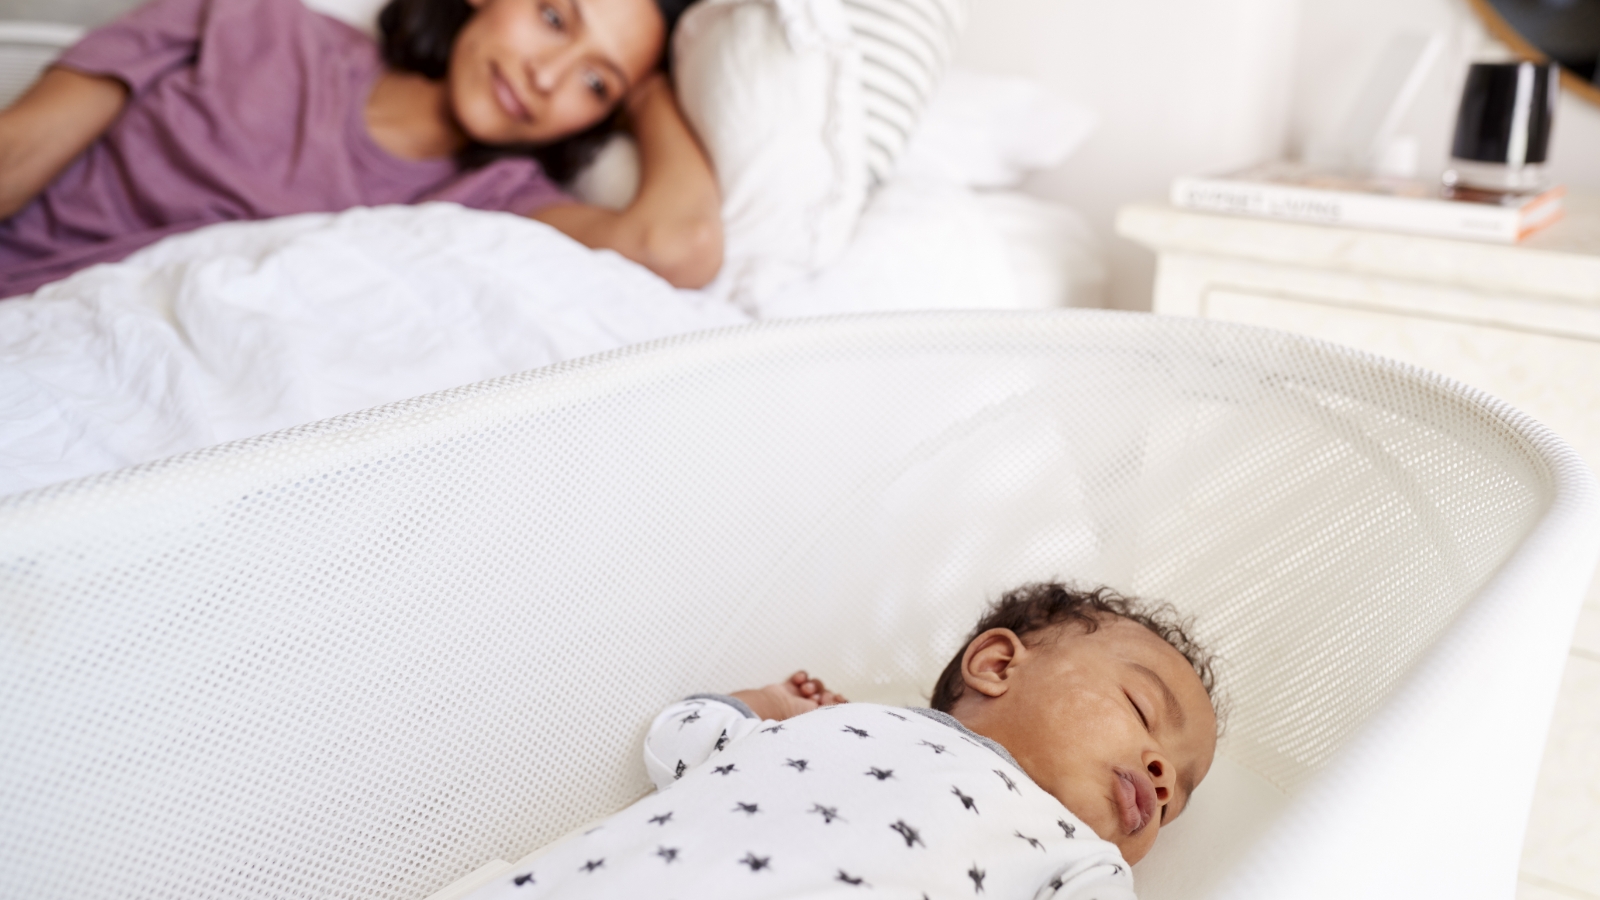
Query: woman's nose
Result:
<box><xmin>528</xmin><ymin>46</ymin><xmax>579</xmax><ymax>94</ymax></box>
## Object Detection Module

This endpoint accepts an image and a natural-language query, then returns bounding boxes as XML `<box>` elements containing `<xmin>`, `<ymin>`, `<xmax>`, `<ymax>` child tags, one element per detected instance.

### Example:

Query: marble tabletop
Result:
<box><xmin>1116</xmin><ymin>193</ymin><xmax>1600</xmax><ymax>307</ymax></box>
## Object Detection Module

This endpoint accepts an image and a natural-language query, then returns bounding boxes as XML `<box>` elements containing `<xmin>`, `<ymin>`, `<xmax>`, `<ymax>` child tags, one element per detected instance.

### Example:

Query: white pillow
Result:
<box><xmin>754</xmin><ymin>177</ymin><xmax>1020</xmax><ymax>318</ymax></box>
<box><xmin>754</xmin><ymin>179</ymin><xmax>1106</xmax><ymax>318</ymax></box>
<box><xmin>672</xmin><ymin>0</ymin><xmax>868</xmax><ymax>313</ymax></box>
<box><xmin>896</xmin><ymin>68</ymin><xmax>1101</xmax><ymax>189</ymax></box>
<box><xmin>570</xmin><ymin>133</ymin><xmax>642</xmax><ymax>212</ymax></box>
<box><xmin>573</xmin><ymin>68</ymin><xmax>1095</xmax><ymax>210</ymax></box>
<box><xmin>299</xmin><ymin>0</ymin><xmax>384</xmax><ymax>34</ymax></box>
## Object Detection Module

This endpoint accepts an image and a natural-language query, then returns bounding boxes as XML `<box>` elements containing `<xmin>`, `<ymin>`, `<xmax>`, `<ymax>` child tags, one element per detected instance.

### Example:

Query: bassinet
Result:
<box><xmin>1</xmin><ymin>310</ymin><xmax>1595</xmax><ymax>900</ymax></box>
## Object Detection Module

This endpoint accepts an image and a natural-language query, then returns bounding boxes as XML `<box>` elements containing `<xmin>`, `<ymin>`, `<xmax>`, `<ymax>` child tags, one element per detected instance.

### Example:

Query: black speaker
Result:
<box><xmin>1444</xmin><ymin>61</ymin><xmax>1560</xmax><ymax>192</ymax></box>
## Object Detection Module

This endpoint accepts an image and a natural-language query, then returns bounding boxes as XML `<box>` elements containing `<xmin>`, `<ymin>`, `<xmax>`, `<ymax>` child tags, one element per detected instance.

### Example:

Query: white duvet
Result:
<box><xmin>0</xmin><ymin>189</ymin><xmax>1099</xmax><ymax>497</ymax></box>
<box><xmin>0</xmin><ymin>205</ymin><xmax>747</xmax><ymax>496</ymax></box>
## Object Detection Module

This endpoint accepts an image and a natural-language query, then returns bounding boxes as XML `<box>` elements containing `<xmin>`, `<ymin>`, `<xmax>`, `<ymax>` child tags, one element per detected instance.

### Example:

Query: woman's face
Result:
<box><xmin>449</xmin><ymin>0</ymin><xmax>665</xmax><ymax>145</ymax></box>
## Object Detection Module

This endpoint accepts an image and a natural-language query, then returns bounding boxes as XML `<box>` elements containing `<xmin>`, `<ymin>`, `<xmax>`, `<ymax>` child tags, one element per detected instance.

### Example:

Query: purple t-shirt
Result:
<box><xmin>0</xmin><ymin>0</ymin><xmax>571</xmax><ymax>299</ymax></box>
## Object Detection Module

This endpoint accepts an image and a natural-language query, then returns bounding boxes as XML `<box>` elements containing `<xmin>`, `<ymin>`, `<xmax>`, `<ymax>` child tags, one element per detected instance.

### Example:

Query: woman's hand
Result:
<box><xmin>731</xmin><ymin>670</ymin><xmax>848</xmax><ymax>721</ymax></box>
<box><xmin>0</xmin><ymin>67</ymin><xmax>128</xmax><ymax>221</ymax></box>
<box><xmin>534</xmin><ymin>70</ymin><xmax>723</xmax><ymax>289</ymax></box>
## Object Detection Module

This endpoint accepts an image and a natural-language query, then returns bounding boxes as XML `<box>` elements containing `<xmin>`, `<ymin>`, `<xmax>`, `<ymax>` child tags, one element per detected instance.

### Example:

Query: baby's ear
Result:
<box><xmin>961</xmin><ymin>628</ymin><xmax>1024</xmax><ymax>698</ymax></box>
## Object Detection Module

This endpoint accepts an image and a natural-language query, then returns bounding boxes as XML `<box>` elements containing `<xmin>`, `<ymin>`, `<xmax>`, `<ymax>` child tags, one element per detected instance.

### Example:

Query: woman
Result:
<box><xmin>0</xmin><ymin>0</ymin><xmax>721</xmax><ymax>299</ymax></box>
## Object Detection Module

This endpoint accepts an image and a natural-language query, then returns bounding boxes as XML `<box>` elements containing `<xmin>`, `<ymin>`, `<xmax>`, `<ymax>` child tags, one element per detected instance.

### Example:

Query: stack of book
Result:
<box><xmin>1170</xmin><ymin>163</ymin><xmax>1564</xmax><ymax>243</ymax></box>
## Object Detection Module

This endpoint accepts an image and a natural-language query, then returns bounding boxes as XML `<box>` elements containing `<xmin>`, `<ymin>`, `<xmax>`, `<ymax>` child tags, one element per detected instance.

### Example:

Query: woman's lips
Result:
<box><xmin>490</xmin><ymin>64</ymin><xmax>531</xmax><ymax>122</ymax></box>
<box><xmin>1114</xmin><ymin>769</ymin><xmax>1157</xmax><ymax>834</ymax></box>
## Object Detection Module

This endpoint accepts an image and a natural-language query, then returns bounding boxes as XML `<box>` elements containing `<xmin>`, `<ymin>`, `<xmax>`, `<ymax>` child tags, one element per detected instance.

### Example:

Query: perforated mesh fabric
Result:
<box><xmin>1</xmin><ymin>311</ymin><xmax>1594</xmax><ymax>900</ymax></box>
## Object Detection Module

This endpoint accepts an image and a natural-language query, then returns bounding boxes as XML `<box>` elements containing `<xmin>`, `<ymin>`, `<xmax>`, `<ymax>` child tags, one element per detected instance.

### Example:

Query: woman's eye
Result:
<box><xmin>584</xmin><ymin>72</ymin><xmax>609</xmax><ymax>100</ymax></box>
<box><xmin>540</xmin><ymin>4</ymin><xmax>564</xmax><ymax>29</ymax></box>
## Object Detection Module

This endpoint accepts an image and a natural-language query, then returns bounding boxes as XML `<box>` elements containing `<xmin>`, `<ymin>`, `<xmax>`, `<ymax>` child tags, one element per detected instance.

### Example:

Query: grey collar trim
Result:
<box><xmin>685</xmin><ymin>693</ymin><xmax>757</xmax><ymax>719</ymax></box>
<box><xmin>908</xmin><ymin>707</ymin><xmax>1024</xmax><ymax>772</ymax></box>
<box><xmin>685</xmin><ymin>696</ymin><xmax>1027</xmax><ymax>776</ymax></box>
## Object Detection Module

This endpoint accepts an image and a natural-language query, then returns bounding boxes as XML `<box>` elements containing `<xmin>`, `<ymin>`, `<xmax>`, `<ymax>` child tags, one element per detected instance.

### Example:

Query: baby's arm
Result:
<box><xmin>642</xmin><ymin>696</ymin><xmax>759</xmax><ymax>790</ymax></box>
<box><xmin>642</xmin><ymin>671</ymin><xmax>846</xmax><ymax>790</ymax></box>
<box><xmin>731</xmin><ymin>670</ymin><xmax>846</xmax><ymax>720</ymax></box>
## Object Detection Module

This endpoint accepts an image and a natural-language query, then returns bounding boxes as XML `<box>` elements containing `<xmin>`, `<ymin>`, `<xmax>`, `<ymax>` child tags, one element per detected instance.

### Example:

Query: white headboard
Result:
<box><xmin>0</xmin><ymin>22</ymin><xmax>83</xmax><ymax>109</ymax></box>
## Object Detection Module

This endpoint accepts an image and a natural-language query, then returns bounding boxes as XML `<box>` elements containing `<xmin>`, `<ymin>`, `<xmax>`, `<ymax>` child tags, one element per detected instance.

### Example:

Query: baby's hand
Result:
<box><xmin>731</xmin><ymin>671</ymin><xmax>847</xmax><ymax>722</ymax></box>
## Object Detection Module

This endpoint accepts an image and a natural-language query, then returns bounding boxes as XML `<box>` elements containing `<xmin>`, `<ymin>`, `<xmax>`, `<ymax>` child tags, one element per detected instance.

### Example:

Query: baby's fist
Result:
<box><xmin>731</xmin><ymin>671</ymin><xmax>847</xmax><ymax>721</ymax></box>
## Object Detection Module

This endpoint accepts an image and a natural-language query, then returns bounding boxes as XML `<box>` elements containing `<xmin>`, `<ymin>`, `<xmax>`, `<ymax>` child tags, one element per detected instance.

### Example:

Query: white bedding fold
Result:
<box><xmin>0</xmin><ymin>204</ymin><xmax>748</xmax><ymax>495</ymax></box>
<box><xmin>1</xmin><ymin>190</ymin><xmax>1100</xmax><ymax>497</ymax></box>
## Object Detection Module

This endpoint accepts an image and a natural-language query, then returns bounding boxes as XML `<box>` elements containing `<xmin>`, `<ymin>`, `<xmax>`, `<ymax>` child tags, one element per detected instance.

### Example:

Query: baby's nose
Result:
<box><xmin>1147</xmin><ymin>756</ymin><xmax>1171</xmax><ymax>802</ymax></box>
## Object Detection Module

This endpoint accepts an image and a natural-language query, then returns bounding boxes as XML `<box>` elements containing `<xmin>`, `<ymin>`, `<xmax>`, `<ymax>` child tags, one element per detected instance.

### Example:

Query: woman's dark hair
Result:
<box><xmin>929</xmin><ymin>583</ymin><xmax>1220</xmax><ymax>725</ymax></box>
<box><xmin>377</xmin><ymin>0</ymin><xmax>694</xmax><ymax>182</ymax></box>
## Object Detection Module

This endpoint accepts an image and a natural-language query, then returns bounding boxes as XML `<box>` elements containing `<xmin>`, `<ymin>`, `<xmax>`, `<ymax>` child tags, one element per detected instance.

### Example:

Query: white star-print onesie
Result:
<box><xmin>468</xmin><ymin>696</ymin><xmax>1137</xmax><ymax>900</ymax></box>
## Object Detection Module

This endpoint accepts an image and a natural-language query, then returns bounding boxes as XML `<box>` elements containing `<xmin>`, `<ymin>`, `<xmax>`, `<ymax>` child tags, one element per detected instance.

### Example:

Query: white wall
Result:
<box><xmin>954</xmin><ymin>0</ymin><xmax>1301</xmax><ymax>311</ymax></box>
<box><xmin>960</xmin><ymin>0</ymin><xmax>1600</xmax><ymax>312</ymax></box>
<box><xmin>1289</xmin><ymin>0</ymin><xmax>1600</xmax><ymax>194</ymax></box>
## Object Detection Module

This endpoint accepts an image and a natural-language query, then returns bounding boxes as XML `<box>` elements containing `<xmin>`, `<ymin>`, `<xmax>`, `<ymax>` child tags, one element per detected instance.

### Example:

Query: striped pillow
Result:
<box><xmin>841</xmin><ymin>0</ymin><xmax>968</xmax><ymax>186</ymax></box>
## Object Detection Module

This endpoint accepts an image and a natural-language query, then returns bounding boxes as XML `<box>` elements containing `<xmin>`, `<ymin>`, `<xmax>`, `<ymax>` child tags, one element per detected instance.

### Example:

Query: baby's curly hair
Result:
<box><xmin>930</xmin><ymin>583</ymin><xmax>1219</xmax><ymax>719</ymax></box>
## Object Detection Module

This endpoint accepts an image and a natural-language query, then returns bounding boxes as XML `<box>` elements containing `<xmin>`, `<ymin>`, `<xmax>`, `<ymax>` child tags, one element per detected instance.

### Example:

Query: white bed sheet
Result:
<box><xmin>0</xmin><ymin>189</ymin><xmax>1100</xmax><ymax>496</ymax></box>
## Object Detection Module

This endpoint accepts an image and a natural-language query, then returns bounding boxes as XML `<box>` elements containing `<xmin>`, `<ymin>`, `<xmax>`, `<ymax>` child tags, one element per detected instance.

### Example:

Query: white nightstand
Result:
<box><xmin>1117</xmin><ymin>195</ymin><xmax>1600</xmax><ymax>472</ymax></box>
<box><xmin>1118</xmin><ymin>196</ymin><xmax>1600</xmax><ymax>900</ymax></box>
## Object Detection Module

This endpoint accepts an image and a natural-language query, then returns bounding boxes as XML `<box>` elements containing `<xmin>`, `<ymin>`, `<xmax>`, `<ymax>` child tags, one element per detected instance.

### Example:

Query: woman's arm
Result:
<box><xmin>534</xmin><ymin>73</ymin><xmax>723</xmax><ymax>290</ymax></box>
<box><xmin>0</xmin><ymin>67</ymin><xmax>129</xmax><ymax>221</ymax></box>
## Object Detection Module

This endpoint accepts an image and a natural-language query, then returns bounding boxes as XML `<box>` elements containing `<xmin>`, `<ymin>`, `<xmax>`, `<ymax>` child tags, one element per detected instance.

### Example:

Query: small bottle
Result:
<box><xmin>1442</xmin><ymin>61</ymin><xmax>1560</xmax><ymax>194</ymax></box>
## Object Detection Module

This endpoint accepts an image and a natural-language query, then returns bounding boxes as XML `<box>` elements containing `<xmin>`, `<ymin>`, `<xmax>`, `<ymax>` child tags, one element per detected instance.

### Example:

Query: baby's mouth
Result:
<box><xmin>1114</xmin><ymin>769</ymin><xmax>1156</xmax><ymax>835</ymax></box>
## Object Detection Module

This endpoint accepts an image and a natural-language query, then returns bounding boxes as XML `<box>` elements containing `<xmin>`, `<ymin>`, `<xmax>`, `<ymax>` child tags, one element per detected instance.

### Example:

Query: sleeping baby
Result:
<box><xmin>470</xmin><ymin>582</ymin><xmax>1218</xmax><ymax>899</ymax></box>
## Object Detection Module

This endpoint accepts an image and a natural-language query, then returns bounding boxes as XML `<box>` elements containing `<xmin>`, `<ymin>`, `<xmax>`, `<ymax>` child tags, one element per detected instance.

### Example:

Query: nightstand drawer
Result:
<box><xmin>1203</xmin><ymin>287</ymin><xmax>1600</xmax><ymax>464</ymax></box>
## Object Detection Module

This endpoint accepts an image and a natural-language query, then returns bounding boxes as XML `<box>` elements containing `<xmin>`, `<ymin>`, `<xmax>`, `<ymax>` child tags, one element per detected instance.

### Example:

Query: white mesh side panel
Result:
<box><xmin>0</xmin><ymin>311</ymin><xmax>1590</xmax><ymax>900</ymax></box>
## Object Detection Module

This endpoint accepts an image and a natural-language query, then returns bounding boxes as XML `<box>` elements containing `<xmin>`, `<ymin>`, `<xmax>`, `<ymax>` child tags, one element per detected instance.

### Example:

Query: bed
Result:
<box><xmin>0</xmin><ymin>0</ymin><xmax>1104</xmax><ymax>497</ymax></box>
